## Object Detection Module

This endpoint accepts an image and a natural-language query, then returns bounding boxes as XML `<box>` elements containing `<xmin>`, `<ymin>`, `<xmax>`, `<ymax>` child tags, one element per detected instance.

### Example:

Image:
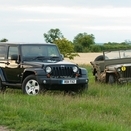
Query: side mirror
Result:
<box><xmin>11</xmin><ymin>54</ymin><xmax>18</xmax><ymax>60</ymax></box>
<box><xmin>60</xmin><ymin>54</ymin><xmax>64</xmax><ymax>60</ymax></box>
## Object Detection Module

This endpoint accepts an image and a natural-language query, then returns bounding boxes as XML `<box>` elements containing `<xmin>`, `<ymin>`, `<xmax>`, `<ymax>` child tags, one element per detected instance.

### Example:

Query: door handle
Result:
<box><xmin>5</xmin><ymin>62</ymin><xmax>10</xmax><ymax>65</ymax></box>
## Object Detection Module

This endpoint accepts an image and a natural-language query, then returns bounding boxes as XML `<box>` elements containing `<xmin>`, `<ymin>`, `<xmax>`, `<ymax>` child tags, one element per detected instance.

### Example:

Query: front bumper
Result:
<box><xmin>36</xmin><ymin>76</ymin><xmax>88</xmax><ymax>85</ymax></box>
<box><xmin>118</xmin><ymin>77</ymin><xmax>131</xmax><ymax>83</ymax></box>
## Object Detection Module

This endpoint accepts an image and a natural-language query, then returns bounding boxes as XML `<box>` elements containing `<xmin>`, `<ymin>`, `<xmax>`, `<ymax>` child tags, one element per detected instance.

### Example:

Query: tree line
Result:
<box><xmin>1</xmin><ymin>28</ymin><xmax>131</xmax><ymax>59</ymax></box>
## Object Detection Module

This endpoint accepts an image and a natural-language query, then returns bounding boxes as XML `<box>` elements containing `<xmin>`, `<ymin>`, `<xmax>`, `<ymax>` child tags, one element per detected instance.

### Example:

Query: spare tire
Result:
<box><xmin>94</xmin><ymin>55</ymin><xmax>104</xmax><ymax>61</ymax></box>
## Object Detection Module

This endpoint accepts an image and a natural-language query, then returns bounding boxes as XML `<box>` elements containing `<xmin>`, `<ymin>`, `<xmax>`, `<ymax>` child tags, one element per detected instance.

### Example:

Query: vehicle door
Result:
<box><xmin>0</xmin><ymin>45</ymin><xmax>7</xmax><ymax>81</ymax></box>
<box><xmin>4</xmin><ymin>46</ymin><xmax>23</xmax><ymax>82</ymax></box>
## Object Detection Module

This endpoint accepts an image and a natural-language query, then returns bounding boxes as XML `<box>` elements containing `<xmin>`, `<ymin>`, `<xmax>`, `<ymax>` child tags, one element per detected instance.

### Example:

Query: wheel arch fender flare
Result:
<box><xmin>79</xmin><ymin>67</ymin><xmax>87</xmax><ymax>74</ymax></box>
<box><xmin>22</xmin><ymin>68</ymin><xmax>46</xmax><ymax>82</ymax></box>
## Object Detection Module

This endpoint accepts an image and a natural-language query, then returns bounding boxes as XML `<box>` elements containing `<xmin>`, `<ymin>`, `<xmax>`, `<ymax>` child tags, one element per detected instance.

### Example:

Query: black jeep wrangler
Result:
<box><xmin>0</xmin><ymin>42</ymin><xmax>88</xmax><ymax>95</ymax></box>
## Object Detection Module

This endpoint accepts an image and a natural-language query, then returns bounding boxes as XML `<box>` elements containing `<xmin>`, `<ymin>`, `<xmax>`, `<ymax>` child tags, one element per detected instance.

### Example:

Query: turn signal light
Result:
<box><xmin>47</xmin><ymin>74</ymin><xmax>50</xmax><ymax>78</ymax></box>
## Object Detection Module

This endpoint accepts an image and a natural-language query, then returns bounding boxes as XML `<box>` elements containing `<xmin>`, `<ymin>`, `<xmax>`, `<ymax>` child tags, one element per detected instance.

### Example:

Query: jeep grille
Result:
<box><xmin>50</xmin><ymin>66</ymin><xmax>75</xmax><ymax>78</ymax></box>
<box><xmin>121</xmin><ymin>66</ymin><xmax>131</xmax><ymax>77</ymax></box>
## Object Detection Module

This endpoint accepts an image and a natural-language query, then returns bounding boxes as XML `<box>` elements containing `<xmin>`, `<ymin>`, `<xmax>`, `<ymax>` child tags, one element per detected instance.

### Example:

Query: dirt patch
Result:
<box><xmin>0</xmin><ymin>126</ymin><xmax>12</xmax><ymax>131</ymax></box>
<box><xmin>65</xmin><ymin>53</ymin><xmax>102</xmax><ymax>64</ymax></box>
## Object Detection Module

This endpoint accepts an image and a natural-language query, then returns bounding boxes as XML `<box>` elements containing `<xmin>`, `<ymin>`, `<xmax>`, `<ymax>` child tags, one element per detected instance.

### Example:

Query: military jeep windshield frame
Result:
<box><xmin>104</xmin><ymin>49</ymin><xmax>131</xmax><ymax>60</ymax></box>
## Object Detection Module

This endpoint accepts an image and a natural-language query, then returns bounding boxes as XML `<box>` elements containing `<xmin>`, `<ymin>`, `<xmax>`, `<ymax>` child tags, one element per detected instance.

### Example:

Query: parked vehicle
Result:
<box><xmin>90</xmin><ymin>48</ymin><xmax>131</xmax><ymax>84</ymax></box>
<box><xmin>0</xmin><ymin>42</ymin><xmax>88</xmax><ymax>95</ymax></box>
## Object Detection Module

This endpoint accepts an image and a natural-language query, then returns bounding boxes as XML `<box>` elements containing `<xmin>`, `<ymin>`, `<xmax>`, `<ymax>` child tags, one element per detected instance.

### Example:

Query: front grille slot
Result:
<box><xmin>122</xmin><ymin>66</ymin><xmax>131</xmax><ymax>77</ymax></box>
<box><xmin>51</xmin><ymin>66</ymin><xmax>74</xmax><ymax>78</ymax></box>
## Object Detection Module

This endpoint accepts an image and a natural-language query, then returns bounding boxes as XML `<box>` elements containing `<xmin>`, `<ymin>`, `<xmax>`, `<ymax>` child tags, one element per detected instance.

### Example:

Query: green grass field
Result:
<box><xmin>0</xmin><ymin>65</ymin><xmax>131</xmax><ymax>131</ymax></box>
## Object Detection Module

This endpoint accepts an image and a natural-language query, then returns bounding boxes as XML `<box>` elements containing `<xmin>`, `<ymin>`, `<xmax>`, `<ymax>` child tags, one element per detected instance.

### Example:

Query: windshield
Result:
<box><xmin>104</xmin><ymin>49</ymin><xmax>131</xmax><ymax>60</ymax></box>
<box><xmin>21</xmin><ymin>45</ymin><xmax>60</xmax><ymax>61</ymax></box>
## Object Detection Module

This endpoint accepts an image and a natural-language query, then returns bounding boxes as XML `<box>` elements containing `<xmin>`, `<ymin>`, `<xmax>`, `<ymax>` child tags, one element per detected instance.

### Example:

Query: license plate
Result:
<box><xmin>62</xmin><ymin>80</ymin><xmax>77</xmax><ymax>84</ymax></box>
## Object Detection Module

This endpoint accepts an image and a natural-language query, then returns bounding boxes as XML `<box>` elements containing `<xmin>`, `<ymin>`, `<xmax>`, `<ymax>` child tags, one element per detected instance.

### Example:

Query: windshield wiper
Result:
<box><xmin>32</xmin><ymin>56</ymin><xmax>47</xmax><ymax>60</ymax></box>
<box><xmin>50</xmin><ymin>56</ymin><xmax>59</xmax><ymax>59</ymax></box>
<box><xmin>49</xmin><ymin>56</ymin><xmax>60</xmax><ymax>60</ymax></box>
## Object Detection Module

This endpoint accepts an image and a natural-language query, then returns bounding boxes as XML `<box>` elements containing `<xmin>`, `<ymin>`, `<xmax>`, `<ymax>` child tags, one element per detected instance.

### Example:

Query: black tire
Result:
<box><xmin>22</xmin><ymin>75</ymin><xmax>41</xmax><ymax>95</ymax></box>
<box><xmin>95</xmin><ymin>76</ymin><xmax>98</xmax><ymax>82</ymax></box>
<box><xmin>108</xmin><ymin>74</ymin><xmax>115</xmax><ymax>84</ymax></box>
<box><xmin>0</xmin><ymin>78</ymin><xmax>6</xmax><ymax>92</ymax></box>
<box><xmin>94</xmin><ymin>73</ymin><xmax>98</xmax><ymax>82</ymax></box>
<box><xmin>94</xmin><ymin>55</ymin><xmax>104</xmax><ymax>61</ymax></box>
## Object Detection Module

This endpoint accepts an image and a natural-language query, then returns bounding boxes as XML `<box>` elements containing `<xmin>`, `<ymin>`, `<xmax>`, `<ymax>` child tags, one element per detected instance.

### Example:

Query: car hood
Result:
<box><xmin>23</xmin><ymin>60</ymin><xmax>76</xmax><ymax>68</ymax></box>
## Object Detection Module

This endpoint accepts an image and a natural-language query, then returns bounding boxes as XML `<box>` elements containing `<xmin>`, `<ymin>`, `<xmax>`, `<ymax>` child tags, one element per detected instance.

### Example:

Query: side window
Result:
<box><xmin>8</xmin><ymin>46</ymin><xmax>19</xmax><ymax>60</ymax></box>
<box><xmin>0</xmin><ymin>45</ymin><xmax>6</xmax><ymax>59</ymax></box>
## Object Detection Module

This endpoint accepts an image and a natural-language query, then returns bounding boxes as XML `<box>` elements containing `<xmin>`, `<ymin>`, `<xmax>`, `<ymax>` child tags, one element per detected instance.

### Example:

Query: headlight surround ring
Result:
<box><xmin>73</xmin><ymin>66</ymin><xmax>78</xmax><ymax>73</ymax></box>
<box><xmin>45</xmin><ymin>66</ymin><xmax>52</xmax><ymax>73</ymax></box>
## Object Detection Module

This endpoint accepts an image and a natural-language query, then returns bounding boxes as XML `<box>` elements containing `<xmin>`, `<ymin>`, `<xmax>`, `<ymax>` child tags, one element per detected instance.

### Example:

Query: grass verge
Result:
<box><xmin>0</xmin><ymin>65</ymin><xmax>131</xmax><ymax>131</ymax></box>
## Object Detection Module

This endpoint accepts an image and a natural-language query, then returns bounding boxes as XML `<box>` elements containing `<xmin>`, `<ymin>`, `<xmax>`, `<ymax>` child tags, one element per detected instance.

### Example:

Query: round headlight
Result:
<box><xmin>73</xmin><ymin>66</ymin><xmax>78</xmax><ymax>73</ymax></box>
<box><xmin>117</xmin><ymin>68</ymin><xmax>121</xmax><ymax>72</ymax></box>
<box><xmin>45</xmin><ymin>66</ymin><xmax>52</xmax><ymax>73</ymax></box>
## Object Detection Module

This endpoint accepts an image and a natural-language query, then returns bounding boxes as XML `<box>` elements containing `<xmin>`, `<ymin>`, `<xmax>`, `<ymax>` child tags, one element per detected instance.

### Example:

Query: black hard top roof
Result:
<box><xmin>0</xmin><ymin>42</ymin><xmax>55</xmax><ymax>46</ymax></box>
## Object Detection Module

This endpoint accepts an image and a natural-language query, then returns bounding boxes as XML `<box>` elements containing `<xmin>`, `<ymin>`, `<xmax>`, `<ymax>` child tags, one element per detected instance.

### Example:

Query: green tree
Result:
<box><xmin>90</xmin><ymin>44</ymin><xmax>102</xmax><ymax>52</ymax></box>
<box><xmin>54</xmin><ymin>38</ymin><xmax>79</xmax><ymax>59</ymax></box>
<box><xmin>74</xmin><ymin>44</ymin><xmax>83</xmax><ymax>52</ymax></box>
<box><xmin>43</xmin><ymin>28</ymin><xmax>64</xmax><ymax>43</ymax></box>
<box><xmin>0</xmin><ymin>38</ymin><xmax>8</xmax><ymax>42</ymax></box>
<box><xmin>73</xmin><ymin>33</ymin><xmax>95</xmax><ymax>52</ymax></box>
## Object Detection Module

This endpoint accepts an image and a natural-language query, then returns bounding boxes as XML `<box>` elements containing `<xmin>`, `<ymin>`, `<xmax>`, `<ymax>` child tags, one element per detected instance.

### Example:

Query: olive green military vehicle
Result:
<box><xmin>90</xmin><ymin>49</ymin><xmax>131</xmax><ymax>84</ymax></box>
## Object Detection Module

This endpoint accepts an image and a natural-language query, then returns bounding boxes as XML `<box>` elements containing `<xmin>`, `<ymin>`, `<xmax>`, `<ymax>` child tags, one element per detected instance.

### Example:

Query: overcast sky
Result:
<box><xmin>0</xmin><ymin>0</ymin><xmax>131</xmax><ymax>43</ymax></box>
